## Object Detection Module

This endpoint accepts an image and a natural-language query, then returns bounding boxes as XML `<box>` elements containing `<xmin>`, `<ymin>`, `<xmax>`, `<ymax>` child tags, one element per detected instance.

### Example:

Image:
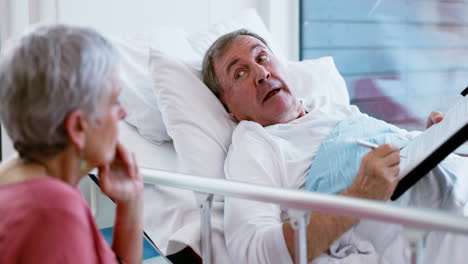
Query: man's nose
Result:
<box><xmin>255</xmin><ymin>65</ymin><xmax>270</xmax><ymax>85</ymax></box>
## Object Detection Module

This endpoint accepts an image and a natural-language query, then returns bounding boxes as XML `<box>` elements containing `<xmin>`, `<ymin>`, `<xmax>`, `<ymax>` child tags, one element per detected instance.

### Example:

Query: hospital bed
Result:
<box><xmin>2</xmin><ymin>1</ymin><xmax>468</xmax><ymax>263</ymax></box>
<box><xmin>84</xmin><ymin>121</ymin><xmax>468</xmax><ymax>264</ymax></box>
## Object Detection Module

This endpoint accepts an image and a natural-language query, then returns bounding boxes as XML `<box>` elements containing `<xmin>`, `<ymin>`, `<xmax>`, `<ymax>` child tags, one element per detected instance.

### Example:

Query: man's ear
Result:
<box><xmin>64</xmin><ymin>110</ymin><xmax>87</xmax><ymax>150</ymax></box>
<box><xmin>219</xmin><ymin>96</ymin><xmax>235</xmax><ymax>118</ymax></box>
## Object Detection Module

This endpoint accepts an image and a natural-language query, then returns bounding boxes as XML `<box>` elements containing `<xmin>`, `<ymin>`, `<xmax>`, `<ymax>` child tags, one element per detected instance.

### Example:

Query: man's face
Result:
<box><xmin>215</xmin><ymin>35</ymin><xmax>304</xmax><ymax>127</ymax></box>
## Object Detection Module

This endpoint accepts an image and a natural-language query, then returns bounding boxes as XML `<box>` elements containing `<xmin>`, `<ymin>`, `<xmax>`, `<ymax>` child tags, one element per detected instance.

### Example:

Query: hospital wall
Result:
<box><xmin>0</xmin><ymin>0</ymin><xmax>300</xmax><ymax>160</ymax></box>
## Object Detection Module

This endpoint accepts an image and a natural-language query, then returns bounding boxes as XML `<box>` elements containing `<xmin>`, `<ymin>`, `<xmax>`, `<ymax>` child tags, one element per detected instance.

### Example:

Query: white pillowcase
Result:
<box><xmin>287</xmin><ymin>57</ymin><xmax>350</xmax><ymax>106</ymax></box>
<box><xmin>112</xmin><ymin>9</ymin><xmax>287</xmax><ymax>145</ymax></box>
<box><xmin>108</xmin><ymin>29</ymin><xmax>198</xmax><ymax>144</ymax></box>
<box><xmin>150</xmin><ymin>49</ymin><xmax>236</xmax><ymax>180</ymax></box>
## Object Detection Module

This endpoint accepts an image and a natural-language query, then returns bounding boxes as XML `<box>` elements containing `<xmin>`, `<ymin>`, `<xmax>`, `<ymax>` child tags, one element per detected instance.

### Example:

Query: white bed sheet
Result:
<box><xmin>119</xmin><ymin>121</ymin><xmax>230</xmax><ymax>263</ymax></box>
<box><xmin>118</xmin><ymin>121</ymin><xmax>179</xmax><ymax>171</ymax></box>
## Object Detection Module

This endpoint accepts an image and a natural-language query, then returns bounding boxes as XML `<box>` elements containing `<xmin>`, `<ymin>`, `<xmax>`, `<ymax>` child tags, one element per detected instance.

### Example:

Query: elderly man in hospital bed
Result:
<box><xmin>201</xmin><ymin>29</ymin><xmax>468</xmax><ymax>264</ymax></box>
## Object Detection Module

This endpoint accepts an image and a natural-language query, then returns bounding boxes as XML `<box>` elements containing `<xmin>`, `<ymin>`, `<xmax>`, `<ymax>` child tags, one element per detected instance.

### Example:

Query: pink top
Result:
<box><xmin>0</xmin><ymin>177</ymin><xmax>118</xmax><ymax>263</ymax></box>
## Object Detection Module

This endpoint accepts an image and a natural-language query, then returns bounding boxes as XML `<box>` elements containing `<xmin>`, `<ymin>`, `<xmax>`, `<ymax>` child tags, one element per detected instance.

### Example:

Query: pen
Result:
<box><xmin>356</xmin><ymin>139</ymin><xmax>406</xmax><ymax>158</ymax></box>
<box><xmin>356</xmin><ymin>139</ymin><xmax>378</xmax><ymax>149</ymax></box>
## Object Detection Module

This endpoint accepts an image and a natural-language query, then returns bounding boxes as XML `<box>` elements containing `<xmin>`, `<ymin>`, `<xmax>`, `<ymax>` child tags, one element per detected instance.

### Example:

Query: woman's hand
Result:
<box><xmin>99</xmin><ymin>142</ymin><xmax>143</xmax><ymax>264</ymax></box>
<box><xmin>426</xmin><ymin>111</ymin><xmax>444</xmax><ymax>129</ymax></box>
<box><xmin>98</xmin><ymin>142</ymin><xmax>143</xmax><ymax>204</ymax></box>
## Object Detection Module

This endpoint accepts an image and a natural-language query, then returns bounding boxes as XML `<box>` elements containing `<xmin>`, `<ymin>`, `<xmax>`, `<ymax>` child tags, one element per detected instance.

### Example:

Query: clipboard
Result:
<box><xmin>391</xmin><ymin>88</ymin><xmax>468</xmax><ymax>200</ymax></box>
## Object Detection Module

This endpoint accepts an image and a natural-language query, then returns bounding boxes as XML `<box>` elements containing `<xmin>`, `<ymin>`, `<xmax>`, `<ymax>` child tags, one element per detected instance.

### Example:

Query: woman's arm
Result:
<box><xmin>113</xmin><ymin>196</ymin><xmax>143</xmax><ymax>264</ymax></box>
<box><xmin>99</xmin><ymin>143</ymin><xmax>144</xmax><ymax>264</ymax></box>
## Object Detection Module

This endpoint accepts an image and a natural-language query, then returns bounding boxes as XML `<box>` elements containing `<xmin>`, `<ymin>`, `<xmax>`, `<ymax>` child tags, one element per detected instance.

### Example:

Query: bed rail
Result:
<box><xmin>140</xmin><ymin>168</ymin><xmax>468</xmax><ymax>264</ymax></box>
<box><xmin>140</xmin><ymin>167</ymin><xmax>468</xmax><ymax>264</ymax></box>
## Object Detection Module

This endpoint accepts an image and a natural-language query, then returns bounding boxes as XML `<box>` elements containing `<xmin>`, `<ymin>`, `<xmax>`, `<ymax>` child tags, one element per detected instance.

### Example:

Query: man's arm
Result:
<box><xmin>282</xmin><ymin>144</ymin><xmax>401</xmax><ymax>261</ymax></box>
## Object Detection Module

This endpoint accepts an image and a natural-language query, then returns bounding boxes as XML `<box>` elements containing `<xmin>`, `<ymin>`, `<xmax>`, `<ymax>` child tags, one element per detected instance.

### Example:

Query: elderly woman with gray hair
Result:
<box><xmin>0</xmin><ymin>25</ymin><xmax>143</xmax><ymax>263</ymax></box>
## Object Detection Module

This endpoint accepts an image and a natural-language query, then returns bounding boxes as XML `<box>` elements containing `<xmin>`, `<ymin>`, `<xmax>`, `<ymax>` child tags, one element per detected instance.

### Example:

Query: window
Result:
<box><xmin>300</xmin><ymin>0</ymin><xmax>468</xmax><ymax>130</ymax></box>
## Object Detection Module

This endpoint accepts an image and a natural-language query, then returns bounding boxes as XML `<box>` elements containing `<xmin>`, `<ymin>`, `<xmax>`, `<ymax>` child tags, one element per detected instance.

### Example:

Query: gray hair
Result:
<box><xmin>0</xmin><ymin>24</ymin><xmax>119</xmax><ymax>160</ymax></box>
<box><xmin>202</xmin><ymin>29</ymin><xmax>269</xmax><ymax>98</ymax></box>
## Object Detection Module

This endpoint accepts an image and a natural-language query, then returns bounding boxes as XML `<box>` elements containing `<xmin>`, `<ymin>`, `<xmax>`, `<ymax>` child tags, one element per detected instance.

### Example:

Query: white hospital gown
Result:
<box><xmin>224</xmin><ymin>97</ymin><xmax>468</xmax><ymax>264</ymax></box>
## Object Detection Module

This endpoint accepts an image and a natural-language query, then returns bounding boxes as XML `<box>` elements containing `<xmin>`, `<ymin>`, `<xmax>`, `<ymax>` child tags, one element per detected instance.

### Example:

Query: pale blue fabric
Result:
<box><xmin>305</xmin><ymin>116</ymin><xmax>410</xmax><ymax>194</ymax></box>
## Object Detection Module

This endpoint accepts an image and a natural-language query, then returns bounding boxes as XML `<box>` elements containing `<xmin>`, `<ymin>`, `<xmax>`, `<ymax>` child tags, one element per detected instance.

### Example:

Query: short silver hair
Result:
<box><xmin>202</xmin><ymin>29</ymin><xmax>269</xmax><ymax>99</ymax></box>
<box><xmin>0</xmin><ymin>24</ymin><xmax>119</xmax><ymax>160</ymax></box>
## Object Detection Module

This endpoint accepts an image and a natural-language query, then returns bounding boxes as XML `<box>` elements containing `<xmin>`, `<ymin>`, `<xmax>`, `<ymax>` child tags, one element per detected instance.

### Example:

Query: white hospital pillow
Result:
<box><xmin>113</xmin><ymin>9</ymin><xmax>287</xmax><ymax>145</ymax></box>
<box><xmin>149</xmin><ymin>48</ymin><xmax>236</xmax><ymax>181</ymax></box>
<box><xmin>108</xmin><ymin>29</ymin><xmax>198</xmax><ymax>144</ymax></box>
<box><xmin>188</xmin><ymin>8</ymin><xmax>287</xmax><ymax>64</ymax></box>
<box><xmin>287</xmin><ymin>57</ymin><xmax>350</xmax><ymax>106</ymax></box>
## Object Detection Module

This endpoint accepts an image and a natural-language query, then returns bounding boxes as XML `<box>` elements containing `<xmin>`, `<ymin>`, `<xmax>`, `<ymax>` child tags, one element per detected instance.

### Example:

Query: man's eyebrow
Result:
<box><xmin>225</xmin><ymin>43</ymin><xmax>266</xmax><ymax>74</ymax></box>
<box><xmin>226</xmin><ymin>58</ymin><xmax>239</xmax><ymax>75</ymax></box>
<box><xmin>250</xmin><ymin>43</ymin><xmax>264</xmax><ymax>52</ymax></box>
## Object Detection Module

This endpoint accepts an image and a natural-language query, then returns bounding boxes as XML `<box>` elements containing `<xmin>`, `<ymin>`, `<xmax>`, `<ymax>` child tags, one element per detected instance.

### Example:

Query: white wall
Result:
<box><xmin>53</xmin><ymin>0</ymin><xmax>299</xmax><ymax>59</ymax></box>
<box><xmin>260</xmin><ymin>0</ymin><xmax>300</xmax><ymax>60</ymax></box>
<box><xmin>0</xmin><ymin>0</ymin><xmax>30</xmax><ymax>161</ymax></box>
<box><xmin>0</xmin><ymin>0</ymin><xmax>299</xmax><ymax>160</ymax></box>
<box><xmin>1</xmin><ymin>125</ymin><xmax>13</xmax><ymax>161</ymax></box>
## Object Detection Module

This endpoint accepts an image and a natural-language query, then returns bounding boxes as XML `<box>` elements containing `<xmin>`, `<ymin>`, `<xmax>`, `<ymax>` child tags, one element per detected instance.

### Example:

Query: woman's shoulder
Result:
<box><xmin>1</xmin><ymin>177</ymin><xmax>89</xmax><ymax>217</ymax></box>
<box><xmin>0</xmin><ymin>177</ymin><xmax>115</xmax><ymax>263</ymax></box>
<box><xmin>31</xmin><ymin>177</ymin><xmax>87</xmax><ymax>211</ymax></box>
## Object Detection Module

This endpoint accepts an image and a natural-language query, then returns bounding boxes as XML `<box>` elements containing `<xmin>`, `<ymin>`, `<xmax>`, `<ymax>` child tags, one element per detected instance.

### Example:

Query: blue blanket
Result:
<box><xmin>304</xmin><ymin>115</ymin><xmax>410</xmax><ymax>194</ymax></box>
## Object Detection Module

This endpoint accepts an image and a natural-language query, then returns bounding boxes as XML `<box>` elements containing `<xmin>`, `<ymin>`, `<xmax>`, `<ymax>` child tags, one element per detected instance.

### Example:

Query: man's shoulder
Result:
<box><xmin>229</xmin><ymin>120</ymin><xmax>281</xmax><ymax>162</ymax></box>
<box><xmin>232</xmin><ymin>120</ymin><xmax>272</xmax><ymax>146</ymax></box>
<box><xmin>226</xmin><ymin>121</ymin><xmax>284</xmax><ymax>183</ymax></box>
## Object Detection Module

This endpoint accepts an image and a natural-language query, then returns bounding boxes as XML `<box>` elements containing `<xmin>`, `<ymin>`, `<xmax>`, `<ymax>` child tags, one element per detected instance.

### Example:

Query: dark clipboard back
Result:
<box><xmin>391</xmin><ymin>123</ymin><xmax>468</xmax><ymax>200</ymax></box>
<box><xmin>391</xmin><ymin>88</ymin><xmax>468</xmax><ymax>200</ymax></box>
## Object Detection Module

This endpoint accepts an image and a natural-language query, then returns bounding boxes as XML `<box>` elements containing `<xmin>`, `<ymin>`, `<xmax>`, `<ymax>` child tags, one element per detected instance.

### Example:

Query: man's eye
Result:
<box><xmin>258</xmin><ymin>54</ymin><xmax>267</xmax><ymax>62</ymax></box>
<box><xmin>235</xmin><ymin>70</ymin><xmax>246</xmax><ymax>79</ymax></box>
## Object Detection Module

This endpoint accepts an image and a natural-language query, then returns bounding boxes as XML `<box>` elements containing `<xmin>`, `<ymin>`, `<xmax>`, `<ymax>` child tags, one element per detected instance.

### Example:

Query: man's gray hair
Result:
<box><xmin>202</xmin><ymin>29</ymin><xmax>269</xmax><ymax>98</ymax></box>
<box><xmin>0</xmin><ymin>24</ymin><xmax>119</xmax><ymax>160</ymax></box>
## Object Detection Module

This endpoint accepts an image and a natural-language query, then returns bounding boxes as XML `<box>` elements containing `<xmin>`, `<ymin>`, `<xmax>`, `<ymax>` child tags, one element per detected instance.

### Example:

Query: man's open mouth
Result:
<box><xmin>263</xmin><ymin>88</ymin><xmax>281</xmax><ymax>103</ymax></box>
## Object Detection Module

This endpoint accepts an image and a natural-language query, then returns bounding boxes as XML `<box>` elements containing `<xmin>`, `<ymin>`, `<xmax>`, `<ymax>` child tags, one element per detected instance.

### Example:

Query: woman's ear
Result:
<box><xmin>64</xmin><ymin>110</ymin><xmax>87</xmax><ymax>150</ymax></box>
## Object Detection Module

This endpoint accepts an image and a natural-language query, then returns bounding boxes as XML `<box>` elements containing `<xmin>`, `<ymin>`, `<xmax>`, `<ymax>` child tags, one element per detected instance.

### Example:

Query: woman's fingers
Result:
<box><xmin>115</xmin><ymin>142</ymin><xmax>134</xmax><ymax>178</ymax></box>
<box><xmin>98</xmin><ymin>142</ymin><xmax>142</xmax><ymax>202</ymax></box>
<box><xmin>131</xmin><ymin>152</ymin><xmax>139</xmax><ymax>179</ymax></box>
<box><xmin>98</xmin><ymin>165</ymin><xmax>112</xmax><ymax>193</ymax></box>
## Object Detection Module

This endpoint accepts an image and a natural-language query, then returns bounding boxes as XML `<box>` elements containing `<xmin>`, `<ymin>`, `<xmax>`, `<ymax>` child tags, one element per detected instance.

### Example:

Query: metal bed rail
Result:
<box><xmin>141</xmin><ymin>167</ymin><xmax>468</xmax><ymax>264</ymax></box>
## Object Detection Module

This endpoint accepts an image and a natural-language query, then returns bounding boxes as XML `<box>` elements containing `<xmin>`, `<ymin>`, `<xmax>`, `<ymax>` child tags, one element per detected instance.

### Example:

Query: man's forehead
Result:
<box><xmin>226</xmin><ymin>35</ymin><xmax>266</xmax><ymax>57</ymax></box>
<box><xmin>218</xmin><ymin>36</ymin><xmax>266</xmax><ymax>71</ymax></box>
